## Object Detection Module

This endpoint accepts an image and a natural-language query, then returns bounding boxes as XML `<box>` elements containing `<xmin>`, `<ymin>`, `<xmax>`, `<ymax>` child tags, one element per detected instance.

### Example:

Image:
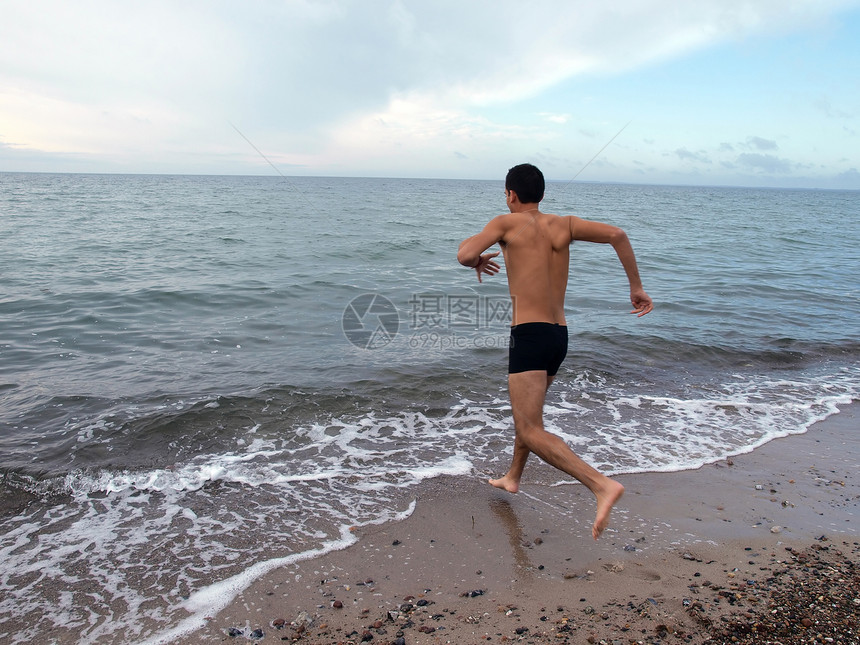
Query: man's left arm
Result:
<box><xmin>570</xmin><ymin>217</ymin><xmax>653</xmax><ymax>316</ymax></box>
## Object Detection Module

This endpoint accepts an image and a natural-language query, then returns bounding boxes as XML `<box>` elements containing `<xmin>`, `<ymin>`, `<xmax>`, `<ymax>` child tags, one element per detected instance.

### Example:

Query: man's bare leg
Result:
<box><xmin>489</xmin><ymin>374</ymin><xmax>554</xmax><ymax>493</ymax></box>
<box><xmin>507</xmin><ymin>370</ymin><xmax>624</xmax><ymax>539</ymax></box>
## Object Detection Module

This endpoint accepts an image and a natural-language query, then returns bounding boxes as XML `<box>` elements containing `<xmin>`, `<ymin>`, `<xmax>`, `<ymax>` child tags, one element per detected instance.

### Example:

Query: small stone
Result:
<box><xmin>801</xmin><ymin>617</ymin><xmax>813</xmax><ymax>627</ymax></box>
<box><xmin>770</xmin><ymin>526</ymin><xmax>782</xmax><ymax>534</ymax></box>
<box><xmin>394</xmin><ymin>639</ymin><xmax>406</xmax><ymax>645</ymax></box>
<box><xmin>515</xmin><ymin>626</ymin><xmax>529</xmax><ymax>634</ymax></box>
<box><xmin>392</xmin><ymin>539</ymin><xmax>401</xmax><ymax>546</ymax></box>
<box><xmin>227</xmin><ymin>627</ymin><xmax>243</xmax><ymax>637</ymax></box>
<box><xmin>249</xmin><ymin>629</ymin><xmax>264</xmax><ymax>640</ymax></box>
<box><xmin>333</xmin><ymin>600</ymin><xmax>343</xmax><ymax>609</ymax></box>
<box><xmin>534</xmin><ymin>537</ymin><xmax>543</xmax><ymax>545</ymax></box>
<box><xmin>272</xmin><ymin>618</ymin><xmax>286</xmax><ymax>629</ymax></box>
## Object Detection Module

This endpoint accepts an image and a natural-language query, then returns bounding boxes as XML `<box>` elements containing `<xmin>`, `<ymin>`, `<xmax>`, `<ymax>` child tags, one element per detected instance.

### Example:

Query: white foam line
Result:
<box><xmin>133</xmin><ymin>534</ymin><xmax>355</xmax><ymax>645</ymax></box>
<box><xmin>134</xmin><ymin>500</ymin><xmax>417</xmax><ymax>645</ymax></box>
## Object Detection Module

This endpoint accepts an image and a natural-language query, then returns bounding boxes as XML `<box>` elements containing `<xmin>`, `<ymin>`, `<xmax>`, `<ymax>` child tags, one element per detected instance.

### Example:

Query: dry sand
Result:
<box><xmin>189</xmin><ymin>402</ymin><xmax>858</xmax><ymax>644</ymax></box>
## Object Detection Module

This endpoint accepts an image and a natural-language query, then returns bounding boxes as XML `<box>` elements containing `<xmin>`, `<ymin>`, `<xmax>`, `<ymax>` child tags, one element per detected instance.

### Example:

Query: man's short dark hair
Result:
<box><xmin>505</xmin><ymin>163</ymin><xmax>545</xmax><ymax>204</ymax></box>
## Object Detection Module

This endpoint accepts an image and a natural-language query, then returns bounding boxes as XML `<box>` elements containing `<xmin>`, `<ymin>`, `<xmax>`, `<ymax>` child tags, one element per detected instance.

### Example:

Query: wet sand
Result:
<box><xmin>186</xmin><ymin>402</ymin><xmax>858</xmax><ymax>644</ymax></box>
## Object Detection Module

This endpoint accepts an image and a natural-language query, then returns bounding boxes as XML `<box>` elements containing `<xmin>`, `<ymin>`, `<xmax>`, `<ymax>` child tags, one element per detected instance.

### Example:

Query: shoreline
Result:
<box><xmin>177</xmin><ymin>401</ymin><xmax>858</xmax><ymax>644</ymax></box>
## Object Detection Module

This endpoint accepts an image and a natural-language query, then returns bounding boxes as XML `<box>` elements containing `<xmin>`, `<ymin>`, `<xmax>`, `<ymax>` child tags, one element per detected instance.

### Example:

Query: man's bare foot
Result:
<box><xmin>592</xmin><ymin>479</ymin><xmax>625</xmax><ymax>539</ymax></box>
<box><xmin>489</xmin><ymin>475</ymin><xmax>520</xmax><ymax>494</ymax></box>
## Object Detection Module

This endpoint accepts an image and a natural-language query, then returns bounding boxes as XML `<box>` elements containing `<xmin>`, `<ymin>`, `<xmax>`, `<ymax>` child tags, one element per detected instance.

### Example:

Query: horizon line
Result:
<box><xmin>0</xmin><ymin>169</ymin><xmax>856</xmax><ymax>192</ymax></box>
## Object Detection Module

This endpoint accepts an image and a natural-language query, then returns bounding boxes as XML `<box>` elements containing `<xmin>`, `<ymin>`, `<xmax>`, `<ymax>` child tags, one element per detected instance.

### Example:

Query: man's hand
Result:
<box><xmin>630</xmin><ymin>288</ymin><xmax>653</xmax><ymax>317</ymax></box>
<box><xmin>474</xmin><ymin>252</ymin><xmax>501</xmax><ymax>283</ymax></box>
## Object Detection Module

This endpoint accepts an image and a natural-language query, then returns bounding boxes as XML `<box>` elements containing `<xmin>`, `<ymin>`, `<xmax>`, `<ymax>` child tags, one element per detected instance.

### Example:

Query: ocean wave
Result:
<box><xmin>1</xmin><ymin>378</ymin><xmax>855</xmax><ymax>643</ymax></box>
<box><xmin>569</xmin><ymin>331</ymin><xmax>860</xmax><ymax>372</ymax></box>
<box><xmin>2</xmin><ymin>175</ymin><xmax>859</xmax><ymax>644</ymax></box>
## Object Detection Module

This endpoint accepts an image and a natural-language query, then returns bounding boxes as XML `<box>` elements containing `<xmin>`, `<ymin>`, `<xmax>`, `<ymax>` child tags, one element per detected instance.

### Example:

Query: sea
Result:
<box><xmin>0</xmin><ymin>172</ymin><xmax>858</xmax><ymax>644</ymax></box>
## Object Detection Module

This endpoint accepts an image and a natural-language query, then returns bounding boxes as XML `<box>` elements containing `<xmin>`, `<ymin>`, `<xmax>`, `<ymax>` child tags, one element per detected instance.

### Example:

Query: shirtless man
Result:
<box><xmin>457</xmin><ymin>163</ymin><xmax>653</xmax><ymax>539</ymax></box>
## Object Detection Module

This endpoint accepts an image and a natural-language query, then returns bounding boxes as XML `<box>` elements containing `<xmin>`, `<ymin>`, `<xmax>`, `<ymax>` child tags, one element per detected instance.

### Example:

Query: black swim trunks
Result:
<box><xmin>508</xmin><ymin>322</ymin><xmax>568</xmax><ymax>376</ymax></box>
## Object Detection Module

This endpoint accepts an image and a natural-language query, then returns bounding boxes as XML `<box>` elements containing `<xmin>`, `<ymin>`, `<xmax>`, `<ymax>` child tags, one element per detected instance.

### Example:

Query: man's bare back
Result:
<box><xmin>458</xmin><ymin>163</ymin><xmax>652</xmax><ymax>540</ymax></box>
<box><xmin>460</xmin><ymin>208</ymin><xmax>651</xmax><ymax>325</ymax></box>
<box><xmin>498</xmin><ymin>210</ymin><xmax>572</xmax><ymax>325</ymax></box>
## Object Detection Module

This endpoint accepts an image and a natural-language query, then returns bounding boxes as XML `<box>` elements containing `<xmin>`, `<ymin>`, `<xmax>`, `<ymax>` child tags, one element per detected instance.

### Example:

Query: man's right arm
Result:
<box><xmin>569</xmin><ymin>216</ymin><xmax>653</xmax><ymax>317</ymax></box>
<box><xmin>458</xmin><ymin>216</ymin><xmax>506</xmax><ymax>282</ymax></box>
<box><xmin>458</xmin><ymin>216</ymin><xmax>506</xmax><ymax>265</ymax></box>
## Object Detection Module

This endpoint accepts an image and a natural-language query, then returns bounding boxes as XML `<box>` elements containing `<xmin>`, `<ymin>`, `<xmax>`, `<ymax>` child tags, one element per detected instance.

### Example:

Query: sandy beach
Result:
<box><xmin>185</xmin><ymin>402</ymin><xmax>858</xmax><ymax>644</ymax></box>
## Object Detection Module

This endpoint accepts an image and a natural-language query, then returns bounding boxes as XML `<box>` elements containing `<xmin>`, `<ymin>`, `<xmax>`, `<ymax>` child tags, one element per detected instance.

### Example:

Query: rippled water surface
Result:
<box><xmin>0</xmin><ymin>173</ymin><xmax>857</xmax><ymax>643</ymax></box>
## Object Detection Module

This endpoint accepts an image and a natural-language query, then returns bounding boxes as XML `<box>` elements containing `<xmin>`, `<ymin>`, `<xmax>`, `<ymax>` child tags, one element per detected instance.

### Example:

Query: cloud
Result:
<box><xmin>0</xmin><ymin>0</ymin><xmax>857</xmax><ymax>181</ymax></box>
<box><xmin>814</xmin><ymin>96</ymin><xmax>855</xmax><ymax>119</ymax></box>
<box><xmin>308</xmin><ymin>0</ymin><xmax>857</xmax><ymax>154</ymax></box>
<box><xmin>736</xmin><ymin>152</ymin><xmax>794</xmax><ymax>173</ymax></box>
<box><xmin>836</xmin><ymin>167</ymin><xmax>860</xmax><ymax>182</ymax></box>
<box><xmin>675</xmin><ymin>148</ymin><xmax>712</xmax><ymax>164</ymax></box>
<box><xmin>744</xmin><ymin>136</ymin><xmax>779</xmax><ymax>150</ymax></box>
<box><xmin>540</xmin><ymin>113</ymin><xmax>571</xmax><ymax>124</ymax></box>
<box><xmin>320</xmin><ymin>96</ymin><xmax>553</xmax><ymax>174</ymax></box>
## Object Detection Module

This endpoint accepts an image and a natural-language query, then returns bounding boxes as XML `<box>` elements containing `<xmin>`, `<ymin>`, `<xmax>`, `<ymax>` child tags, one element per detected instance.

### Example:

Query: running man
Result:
<box><xmin>457</xmin><ymin>163</ymin><xmax>653</xmax><ymax>539</ymax></box>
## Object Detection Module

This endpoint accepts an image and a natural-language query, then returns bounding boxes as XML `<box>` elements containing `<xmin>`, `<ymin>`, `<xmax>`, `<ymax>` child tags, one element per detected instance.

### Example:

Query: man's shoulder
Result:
<box><xmin>541</xmin><ymin>212</ymin><xmax>578</xmax><ymax>228</ymax></box>
<box><xmin>489</xmin><ymin>212</ymin><xmax>522</xmax><ymax>227</ymax></box>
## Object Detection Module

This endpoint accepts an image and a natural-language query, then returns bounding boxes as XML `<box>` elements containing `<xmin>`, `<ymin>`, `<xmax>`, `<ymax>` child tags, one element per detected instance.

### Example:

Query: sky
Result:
<box><xmin>1</xmin><ymin>0</ymin><xmax>859</xmax><ymax>188</ymax></box>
